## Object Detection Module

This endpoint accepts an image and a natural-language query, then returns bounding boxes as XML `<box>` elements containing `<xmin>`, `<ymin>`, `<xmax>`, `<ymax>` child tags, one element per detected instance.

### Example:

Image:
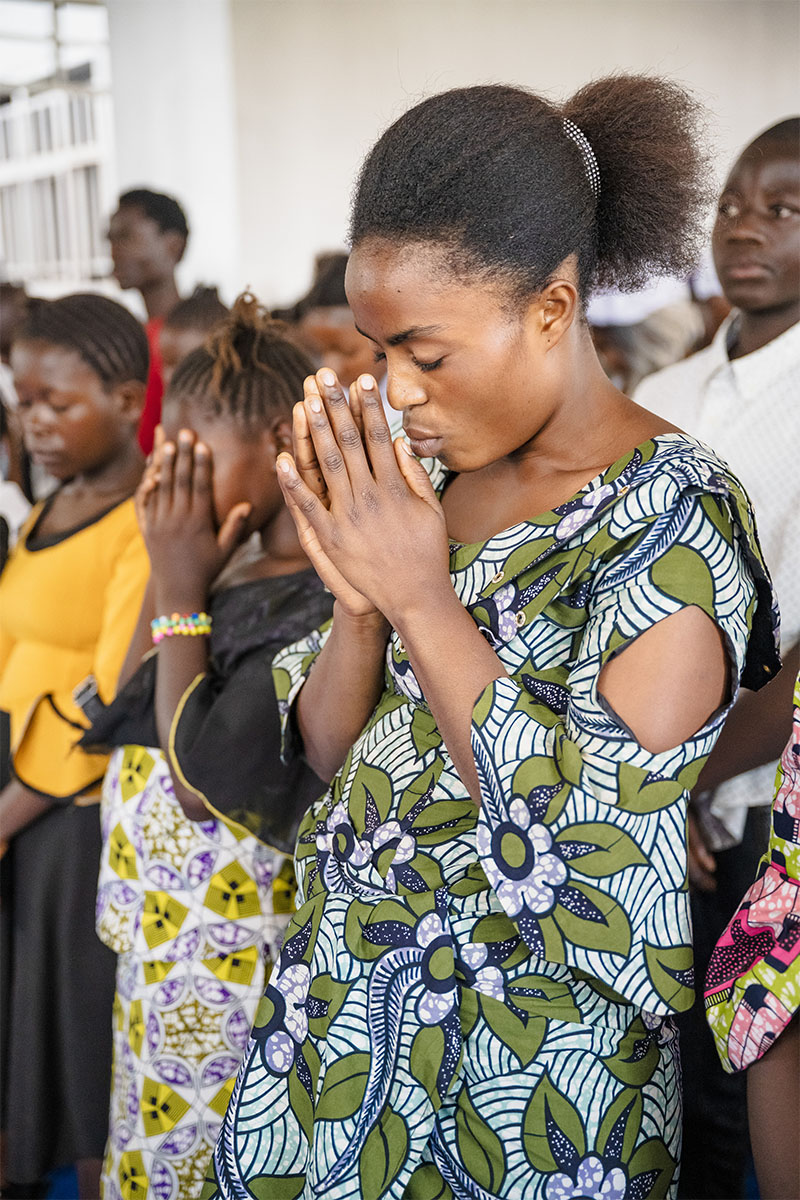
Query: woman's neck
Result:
<box><xmin>63</xmin><ymin>441</ymin><xmax>145</xmax><ymax>501</ymax></box>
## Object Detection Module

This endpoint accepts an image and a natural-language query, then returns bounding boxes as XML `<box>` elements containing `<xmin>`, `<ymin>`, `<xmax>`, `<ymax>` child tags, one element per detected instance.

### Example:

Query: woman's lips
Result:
<box><xmin>404</xmin><ymin>431</ymin><xmax>443</xmax><ymax>457</ymax></box>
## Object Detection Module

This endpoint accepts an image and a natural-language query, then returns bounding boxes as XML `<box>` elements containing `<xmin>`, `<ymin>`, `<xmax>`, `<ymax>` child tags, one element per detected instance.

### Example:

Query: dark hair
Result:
<box><xmin>118</xmin><ymin>188</ymin><xmax>189</xmax><ymax>241</ymax></box>
<box><xmin>744</xmin><ymin>116</ymin><xmax>800</xmax><ymax>157</ymax></box>
<box><xmin>164</xmin><ymin>285</ymin><xmax>229</xmax><ymax>333</ymax></box>
<box><xmin>18</xmin><ymin>293</ymin><xmax>149</xmax><ymax>386</ymax></box>
<box><xmin>350</xmin><ymin>76</ymin><xmax>710</xmax><ymax>302</ymax></box>
<box><xmin>168</xmin><ymin>292</ymin><xmax>314</xmax><ymax>427</ymax></box>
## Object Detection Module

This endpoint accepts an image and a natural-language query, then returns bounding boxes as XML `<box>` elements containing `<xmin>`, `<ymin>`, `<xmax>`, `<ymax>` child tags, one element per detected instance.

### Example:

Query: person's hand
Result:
<box><xmin>687</xmin><ymin>805</ymin><xmax>717</xmax><ymax>892</ymax></box>
<box><xmin>277</xmin><ymin>369</ymin><xmax>450</xmax><ymax>624</ymax></box>
<box><xmin>136</xmin><ymin>426</ymin><xmax>251</xmax><ymax>610</ymax></box>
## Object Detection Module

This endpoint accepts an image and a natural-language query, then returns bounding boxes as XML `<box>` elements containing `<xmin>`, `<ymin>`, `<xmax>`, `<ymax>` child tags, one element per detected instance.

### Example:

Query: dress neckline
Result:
<box><xmin>442</xmin><ymin>431</ymin><xmax>700</xmax><ymax>554</ymax></box>
<box><xmin>24</xmin><ymin>491</ymin><xmax>133</xmax><ymax>552</ymax></box>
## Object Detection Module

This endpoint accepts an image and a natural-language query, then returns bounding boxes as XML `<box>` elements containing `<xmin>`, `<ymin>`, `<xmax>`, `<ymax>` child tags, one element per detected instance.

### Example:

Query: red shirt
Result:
<box><xmin>138</xmin><ymin>317</ymin><xmax>164</xmax><ymax>455</ymax></box>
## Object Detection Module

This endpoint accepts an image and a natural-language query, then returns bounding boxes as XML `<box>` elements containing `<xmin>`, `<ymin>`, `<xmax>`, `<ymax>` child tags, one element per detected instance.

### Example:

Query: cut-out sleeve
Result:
<box><xmin>471</xmin><ymin>487</ymin><xmax>777</xmax><ymax>1013</ymax></box>
<box><xmin>272</xmin><ymin>619</ymin><xmax>333</xmax><ymax>763</ymax></box>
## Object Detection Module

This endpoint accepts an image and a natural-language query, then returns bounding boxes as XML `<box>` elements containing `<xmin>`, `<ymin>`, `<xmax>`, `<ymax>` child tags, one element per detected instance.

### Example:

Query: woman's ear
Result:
<box><xmin>538</xmin><ymin>278</ymin><xmax>579</xmax><ymax>348</ymax></box>
<box><xmin>114</xmin><ymin>379</ymin><xmax>146</xmax><ymax>426</ymax></box>
<box><xmin>270</xmin><ymin>417</ymin><xmax>294</xmax><ymax>457</ymax></box>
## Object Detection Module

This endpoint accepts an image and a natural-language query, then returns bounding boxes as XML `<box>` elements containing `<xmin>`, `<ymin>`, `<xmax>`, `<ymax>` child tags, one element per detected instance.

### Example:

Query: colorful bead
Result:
<box><xmin>151</xmin><ymin>612</ymin><xmax>212</xmax><ymax>644</ymax></box>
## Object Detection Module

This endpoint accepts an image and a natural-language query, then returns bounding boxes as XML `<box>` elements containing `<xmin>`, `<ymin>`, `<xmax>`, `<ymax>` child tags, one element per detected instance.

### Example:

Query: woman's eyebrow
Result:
<box><xmin>354</xmin><ymin>323</ymin><xmax>445</xmax><ymax>347</ymax></box>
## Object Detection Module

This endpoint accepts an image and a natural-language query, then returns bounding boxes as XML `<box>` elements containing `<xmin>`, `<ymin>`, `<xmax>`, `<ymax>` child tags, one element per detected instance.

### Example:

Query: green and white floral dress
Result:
<box><xmin>205</xmin><ymin>435</ymin><xmax>778</xmax><ymax>1200</ymax></box>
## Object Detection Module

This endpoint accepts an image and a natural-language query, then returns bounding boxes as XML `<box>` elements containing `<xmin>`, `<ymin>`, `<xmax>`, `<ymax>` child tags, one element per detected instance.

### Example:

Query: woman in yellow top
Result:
<box><xmin>0</xmin><ymin>294</ymin><xmax>149</xmax><ymax>1199</ymax></box>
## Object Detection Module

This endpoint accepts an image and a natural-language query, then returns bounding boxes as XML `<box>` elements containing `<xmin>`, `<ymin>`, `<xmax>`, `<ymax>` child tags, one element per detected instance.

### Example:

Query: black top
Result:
<box><xmin>81</xmin><ymin>568</ymin><xmax>333</xmax><ymax>853</ymax></box>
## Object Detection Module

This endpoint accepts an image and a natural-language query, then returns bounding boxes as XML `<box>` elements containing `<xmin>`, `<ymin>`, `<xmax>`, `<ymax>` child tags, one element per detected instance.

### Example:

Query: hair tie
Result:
<box><xmin>562</xmin><ymin>118</ymin><xmax>601</xmax><ymax>201</ymax></box>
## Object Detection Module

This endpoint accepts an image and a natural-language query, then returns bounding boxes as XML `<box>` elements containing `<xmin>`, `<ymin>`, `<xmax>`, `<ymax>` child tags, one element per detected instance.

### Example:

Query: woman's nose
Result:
<box><xmin>386</xmin><ymin>368</ymin><xmax>426</xmax><ymax>411</ymax></box>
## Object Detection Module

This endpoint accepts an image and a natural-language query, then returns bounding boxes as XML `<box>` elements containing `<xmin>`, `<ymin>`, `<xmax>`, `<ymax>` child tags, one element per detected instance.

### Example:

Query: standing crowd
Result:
<box><xmin>0</xmin><ymin>74</ymin><xmax>798</xmax><ymax>1200</ymax></box>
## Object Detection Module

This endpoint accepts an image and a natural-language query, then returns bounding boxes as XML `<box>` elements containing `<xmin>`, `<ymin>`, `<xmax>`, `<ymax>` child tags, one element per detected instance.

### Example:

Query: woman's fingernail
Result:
<box><xmin>361</xmin><ymin>374</ymin><xmax>375</xmax><ymax>391</ymax></box>
<box><xmin>320</xmin><ymin>369</ymin><xmax>336</xmax><ymax>387</ymax></box>
<box><xmin>401</xmin><ymin>437</ymin><xmax>416</xmax><ymax>456</ymax></box>
<box><xmin>278</xmin><ymin>458</ymin><xmax>293</xmax><ymax>474</ymax></box>
<box><xmin>308</xmin><ymin>395</ymin><xmax>322</xmax><ymax>414</ymax></box>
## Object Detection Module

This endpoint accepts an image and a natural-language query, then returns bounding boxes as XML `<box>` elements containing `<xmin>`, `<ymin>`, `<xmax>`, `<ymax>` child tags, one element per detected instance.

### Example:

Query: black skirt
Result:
<box><xmin>0</xmin><ymin>802</ymin><xmax>116</xmax><ymax>1180</ymax></box>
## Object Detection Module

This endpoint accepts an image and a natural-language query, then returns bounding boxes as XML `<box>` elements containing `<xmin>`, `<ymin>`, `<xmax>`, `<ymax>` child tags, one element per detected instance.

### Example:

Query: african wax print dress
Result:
<box><xmin>204</xmin><ymin>435</ymin><xmax>779</xmax><ymax>1200</ymax></box>
<box><xmin>87</xmin><ymin>572</ymin><xmax>333</xmax><ymax>1200</ymax></box>
<box><xmin>705</xmin><ymin>670</ymin><xmax>800</xmax><ymax>1072</ymax></box>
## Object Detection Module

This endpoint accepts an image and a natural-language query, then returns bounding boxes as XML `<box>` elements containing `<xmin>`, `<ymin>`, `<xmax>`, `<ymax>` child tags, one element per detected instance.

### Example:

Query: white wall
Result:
<box><xmin>108</xmin><ymin>0</ymin><xmax>800</xmax><ymax>307</ymax></box>
<box><xmin>106</xmin><ymin>0</ymin><xmax>241</xmax><ymax>304</ymax></box>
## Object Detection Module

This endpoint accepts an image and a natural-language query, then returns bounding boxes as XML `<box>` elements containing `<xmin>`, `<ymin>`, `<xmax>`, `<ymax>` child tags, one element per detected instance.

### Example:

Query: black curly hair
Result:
<box><xmin>350</xmin><ymin>76</ymin><xmax>711</xmax><ymax>304</ymax></box>
<box><xmin>167</xmin><ymin>292</ymin><xmax>314</xmax><ymax>428</ymax></box>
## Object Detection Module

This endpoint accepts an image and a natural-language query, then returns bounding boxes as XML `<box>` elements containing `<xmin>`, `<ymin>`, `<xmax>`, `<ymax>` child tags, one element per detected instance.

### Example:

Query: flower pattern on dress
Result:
<box><xmin>207</xmin><ymin>435</ymin><xmax>777</xmax><ymax>1200</ymax></box>
<box><xmin>546</xmin><ymin>1155</ymin><xmax>627</xmax><ymax>1200</ymax></box>
<box><xmin>97</xmin><ymin>747</ymin><xmax>293</xmax><ymax>1200</ymax></box>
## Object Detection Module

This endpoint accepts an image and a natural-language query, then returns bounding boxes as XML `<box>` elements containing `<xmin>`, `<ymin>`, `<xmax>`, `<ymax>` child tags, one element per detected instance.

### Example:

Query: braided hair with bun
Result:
<box><xmin>167</xmin><ymin>292</ymin><xmax>314</xmax><ymax>427</ymax></box>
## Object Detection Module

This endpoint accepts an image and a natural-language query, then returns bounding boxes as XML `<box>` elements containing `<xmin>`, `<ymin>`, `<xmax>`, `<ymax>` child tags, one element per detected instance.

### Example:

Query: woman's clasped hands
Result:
<box><xmin>277</xmin><ymin>369</ymin><xmax>450</xmax><ymax>624</ymax></box>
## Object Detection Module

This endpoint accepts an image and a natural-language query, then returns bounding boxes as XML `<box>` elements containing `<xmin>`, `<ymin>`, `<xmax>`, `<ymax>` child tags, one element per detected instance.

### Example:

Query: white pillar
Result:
<box><xmin>106</xmin><ymin>0</ymin><xmax>241</xmax><ymax>304</ymax></box>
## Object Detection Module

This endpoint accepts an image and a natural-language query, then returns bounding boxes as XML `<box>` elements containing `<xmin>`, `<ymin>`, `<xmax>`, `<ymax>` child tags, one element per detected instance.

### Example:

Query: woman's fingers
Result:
<box><xmin>152</xmin><ymin>438</ymin><xmax>176</xmax><ymax>521</ymax></box>
<box><xmin>170</xmin><ymin>430</ymin><xmax>195</xmax><ymax>516</ymax></box>
<box><xmin>348</xmin><ymin>377</ymin><xmax>366</xmax><ymax>442</ymax></box>
<box><xmin>277</xmin><ymin>452</ymin><xmax>376</xmax><ymax>613</ymax></box>
<box><xmin>217</xmin><ymin>501</ymin><xmax>252</xmax><ymax>560</ymax></box>
<box><xmin>294</xmin><ymin>393</ymin><xmax>328</xmax><ymax>502</ymax></box>
<box><xmin>190</xmin><ymin>441</ymin><xmax>215</xmax><ymax>519</ymax></box>
<box><xmin>355</xmin><ymin>374</ymin><xmax>396</xmax><ymax>477</ymax></box>
<box><xmin>277</xmin><ymin>452</ymin><xmax>334</xmax><ymax>541</ymax></box>
<box><xmin>394</xmin><ymin>436</ymin><xmax>443</xmax><ymax>513</ymax></box>
<box><xmin>306</xmin><ymin>368</ymin><xmax>371</xmax><ymax>497</ymax></box>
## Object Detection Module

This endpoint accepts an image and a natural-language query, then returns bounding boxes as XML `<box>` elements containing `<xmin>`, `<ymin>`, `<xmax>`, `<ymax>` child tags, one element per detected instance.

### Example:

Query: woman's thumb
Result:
<box><xmin>217</xmin><ymin>502</ymin><xmax>252</xmax><ymax>558</ymax></box>
<box><xmin>394</xmin><ymin>437</ymin><xmax>439</xmax><ymax>509</ymax></box>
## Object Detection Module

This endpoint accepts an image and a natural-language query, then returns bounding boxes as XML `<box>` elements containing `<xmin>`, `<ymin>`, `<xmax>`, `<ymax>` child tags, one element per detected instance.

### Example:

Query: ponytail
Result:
<box><xmin>350</xmin><ymin>75</ymin><xmax>710</xmax><ymax>302</ymax></box>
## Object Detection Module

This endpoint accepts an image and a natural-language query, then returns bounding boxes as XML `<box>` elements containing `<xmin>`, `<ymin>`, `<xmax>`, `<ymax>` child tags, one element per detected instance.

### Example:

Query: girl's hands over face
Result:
<box><xmin>135</xmin><ymin>426</ymin><xmax>251</xmax><ymax>608</ymax></box>
<box><xmin>277</xmin><ymin>370</ymin><xmax>451</xmax><ymax>625</ymax></box>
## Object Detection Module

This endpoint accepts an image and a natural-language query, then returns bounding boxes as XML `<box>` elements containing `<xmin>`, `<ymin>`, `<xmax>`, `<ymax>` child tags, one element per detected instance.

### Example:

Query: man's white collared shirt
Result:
<box><xmin>634</xmin><ymin>315</ymin><xmax>800</xmax><ymax>847</ymax></box>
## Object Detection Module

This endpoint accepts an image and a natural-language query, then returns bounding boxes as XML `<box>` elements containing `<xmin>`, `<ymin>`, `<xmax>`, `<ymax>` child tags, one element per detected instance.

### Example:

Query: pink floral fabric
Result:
<box><xmin>705</xmin><ymin>671</ymin><xmax>800</xmax><ymax>1071</ymax></box>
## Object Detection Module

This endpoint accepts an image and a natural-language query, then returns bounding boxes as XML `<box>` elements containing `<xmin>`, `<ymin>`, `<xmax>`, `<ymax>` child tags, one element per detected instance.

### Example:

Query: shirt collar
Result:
<box><xmin>721</xmin><ymin>312</ymin><xmax>800</xmax><ymax>398</ymax></box>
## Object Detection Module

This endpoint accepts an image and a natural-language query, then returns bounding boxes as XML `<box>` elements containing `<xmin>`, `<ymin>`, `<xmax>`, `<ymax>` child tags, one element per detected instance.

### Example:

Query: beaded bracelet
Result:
<box><xmin>151</xmin><ymin>612</ymin><xmax>212</xmax><ymax>645</ymax></box>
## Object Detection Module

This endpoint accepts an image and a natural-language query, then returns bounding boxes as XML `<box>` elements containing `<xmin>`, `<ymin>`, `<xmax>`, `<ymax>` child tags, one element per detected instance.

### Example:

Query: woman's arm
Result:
<box><xmin>0</xmin><ymin>777</ymin><xmax>54</xmax><ymax>843</ymax></box>
<box><xmin>392</xmin><ymin>589</ymin><xmax>729</xmax><ymax>803</ymax></box>
<box><xmin>277</xmin><ymin>369</ymin><xmax>731</xmax><ymax>800</ymax></box>
<box><xmin>137</xmin><ymin>430</ymin><xmax>251</xmax><ymax>821</ymax></box>
<box><xmin>295</xmin><ymin>602</ymin><xmax>390</xmax><ymax>782</ymax></box>
<box><xmin>281</xmin><ymin>378</ymin><xmax>394</xmax><ymax>779</ymax></box>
